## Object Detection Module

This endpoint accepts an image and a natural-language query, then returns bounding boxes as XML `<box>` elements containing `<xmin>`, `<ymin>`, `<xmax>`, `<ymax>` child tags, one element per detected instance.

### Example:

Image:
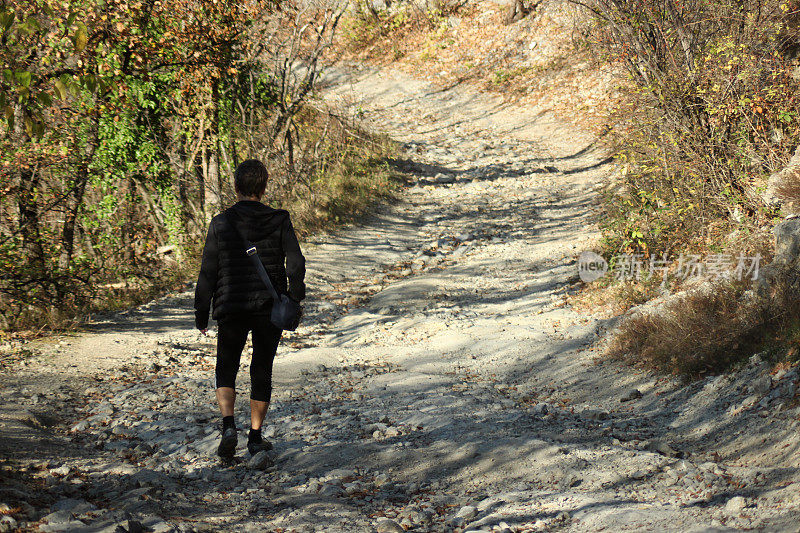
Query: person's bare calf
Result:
<box><xmin>250</xmin><ymin>399</ymin><xmax>269</xmax><ymax>429</ymax></box>
<box><xmin>216</xmin><ymin>387</ymin><xmax>235</xmax><ymax>417</ymax></box>
<box><xmin>215</xmin><ymin>387</ymin><xmax>238</xmax><ymax>459</ymax></box>
<box><xmin>248</xmin><ymin>399</ymin><xmax>273</xmax><ymax>454</ymax></box>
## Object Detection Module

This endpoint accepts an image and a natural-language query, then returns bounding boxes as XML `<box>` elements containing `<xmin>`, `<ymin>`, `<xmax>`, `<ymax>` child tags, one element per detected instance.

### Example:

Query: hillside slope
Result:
<box><xmin>1</xmin><ymin>63</ymin><xmax>799</xmax><ymax>532</ymax></box>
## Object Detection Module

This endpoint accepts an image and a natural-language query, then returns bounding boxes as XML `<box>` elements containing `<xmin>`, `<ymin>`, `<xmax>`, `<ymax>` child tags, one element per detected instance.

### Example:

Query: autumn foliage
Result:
<box><xmin>582</xmin><ymin>0</ymin><xmax>800</xmax><ymax>258</ymax></box>
<box><xmin>0</xmin><ymin>0</ymin><xmax>367</xmax><ymax>330</ymax></box>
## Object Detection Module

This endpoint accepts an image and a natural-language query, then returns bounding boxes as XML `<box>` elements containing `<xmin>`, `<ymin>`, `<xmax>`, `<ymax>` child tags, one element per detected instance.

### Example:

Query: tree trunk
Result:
<box><xmin>123</xmin><ymin>175</ymin><xmax>137</xmax><ymax>265</ymax></box>
<box><xmin>58</xmin><ymin>177</ymin><xmax>89</xmax><ymax>271</ymax></box>
<box><xmin>201</xmin><ymin>146</ymin><xmax>222</xmax><ymax>219</ymax></box>
<box><xmin>59</xmin><ymin>111</ymin><xmax>99</xmax><ymax>270</ymax></box>
<box><xmin>13</xmin><ymin>103</ymin><xmax>46</xmax><ymax>275</ymax></box>
<box><xmin>17</xmin><ymin>169</ymin><xmax>44</xmax><ymax>271</ymax></box>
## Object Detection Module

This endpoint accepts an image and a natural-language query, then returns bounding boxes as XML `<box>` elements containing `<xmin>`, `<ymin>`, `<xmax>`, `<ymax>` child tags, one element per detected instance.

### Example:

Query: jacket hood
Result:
<box><xmin>224</xmin><ymin>201</ymin><xmax>288</xmax><ymax>242</ymax></box>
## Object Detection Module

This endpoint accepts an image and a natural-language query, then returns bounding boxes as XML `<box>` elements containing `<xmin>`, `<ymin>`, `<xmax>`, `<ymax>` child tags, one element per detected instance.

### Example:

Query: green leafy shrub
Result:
<box><xmin>0</xmin><ymin>0</ymin><xmax>381</xmax><ymax>332</ymax></box>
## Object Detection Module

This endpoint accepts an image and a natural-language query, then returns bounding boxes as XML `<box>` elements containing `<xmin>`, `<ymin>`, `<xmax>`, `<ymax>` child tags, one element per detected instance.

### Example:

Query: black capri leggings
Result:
<box><xmin>215</xmin><ymin>313</ymin><xmax>282</xmax><ymax>402</ymax></box>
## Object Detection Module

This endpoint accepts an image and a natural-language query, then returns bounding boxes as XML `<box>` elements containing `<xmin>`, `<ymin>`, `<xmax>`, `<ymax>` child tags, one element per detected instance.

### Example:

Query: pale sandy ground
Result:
<box><xmin>2</xmin><ymin>63</ymin><xmax>800</xmax><ymax>532</ymax></box>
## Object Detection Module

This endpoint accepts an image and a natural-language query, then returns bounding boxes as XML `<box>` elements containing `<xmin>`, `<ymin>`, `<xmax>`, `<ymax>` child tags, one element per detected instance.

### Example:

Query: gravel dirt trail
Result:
<box><xmin>2</xmin><ymin>64</ymin><xmax>800</xmax><ymax>533</ymax></box>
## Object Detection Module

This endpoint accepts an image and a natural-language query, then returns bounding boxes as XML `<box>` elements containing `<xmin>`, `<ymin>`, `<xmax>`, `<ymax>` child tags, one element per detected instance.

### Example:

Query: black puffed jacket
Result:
<box><xmin>193</xmin><ymin>200</ymin><xmax>306</xmax><ymax>330</ymax></box>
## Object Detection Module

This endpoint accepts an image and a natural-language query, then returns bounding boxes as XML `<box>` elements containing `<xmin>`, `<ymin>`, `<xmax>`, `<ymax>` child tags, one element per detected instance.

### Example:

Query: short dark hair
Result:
<box><xmin>234</xmin><ymin>159</ymin><xmax>268</xmax><ymax>197</ymax></box>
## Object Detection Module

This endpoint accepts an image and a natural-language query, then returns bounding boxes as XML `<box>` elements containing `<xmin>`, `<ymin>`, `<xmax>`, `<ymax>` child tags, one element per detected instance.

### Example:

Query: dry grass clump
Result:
<box><xmin>265</xmin><ymin>106</ymin><xmax>400</xmax><ymax>235</ymax></box>
<box><xmin>606</xmin><ymin>274</ymin><xmax>800</xmax><ymax>379</ymax></box>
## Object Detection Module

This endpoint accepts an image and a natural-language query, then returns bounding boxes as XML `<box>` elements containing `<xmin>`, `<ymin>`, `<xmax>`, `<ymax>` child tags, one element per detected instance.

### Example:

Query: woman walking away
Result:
<box><xmin>194</xmin><ymin>159</ymin><xmax>306</xmax><ymax>462</ymax></box>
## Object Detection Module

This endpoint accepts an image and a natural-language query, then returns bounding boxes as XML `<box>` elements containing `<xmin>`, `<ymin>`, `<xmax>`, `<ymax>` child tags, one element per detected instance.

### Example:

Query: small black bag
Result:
<box><xmin>223</xmin><ymin>213</ymin><xmax>302</xmax><ymax>331</ymax></box>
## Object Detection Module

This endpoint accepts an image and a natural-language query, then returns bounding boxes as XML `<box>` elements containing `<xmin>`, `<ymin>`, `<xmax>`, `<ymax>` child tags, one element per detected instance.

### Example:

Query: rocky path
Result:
<box><xmin>3</xmin><ymin>64</ymin><xmax>800</xmax><ymax>532</ymax></box>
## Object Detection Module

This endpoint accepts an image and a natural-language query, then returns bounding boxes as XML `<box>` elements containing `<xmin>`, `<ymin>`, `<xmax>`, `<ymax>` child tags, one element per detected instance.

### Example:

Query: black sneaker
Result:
<box><xmin>247</xmin><ymin>437</ymin><xmax>273</xmax><ymax>456</ymax></box>
<box><xmin>217</xmin><ymin>427</ymin><xmax>237</xmax><ymax>459</ymax></box>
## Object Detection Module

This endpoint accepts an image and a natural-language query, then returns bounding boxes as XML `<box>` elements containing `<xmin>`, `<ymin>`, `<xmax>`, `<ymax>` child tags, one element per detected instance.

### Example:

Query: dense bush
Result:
<box><xmin>0</xmin><ymin>0</ymin><xmax>397</xmax><ymax>331</ymax></box>
<box><xmin>579</xmin><ymin>0</ymin><xmax>800</xmax><ymax>255</ymax></box>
